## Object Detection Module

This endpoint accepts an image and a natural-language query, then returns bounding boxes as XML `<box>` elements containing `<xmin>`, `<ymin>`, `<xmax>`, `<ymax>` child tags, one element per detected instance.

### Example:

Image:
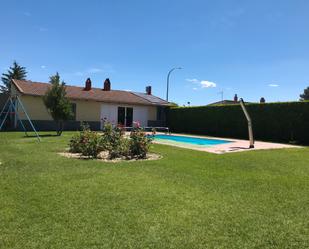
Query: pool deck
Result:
<box><xmin>149</xmin><ymin>133</ymin><xmax>301</xmax><ymax>154</ymax></box>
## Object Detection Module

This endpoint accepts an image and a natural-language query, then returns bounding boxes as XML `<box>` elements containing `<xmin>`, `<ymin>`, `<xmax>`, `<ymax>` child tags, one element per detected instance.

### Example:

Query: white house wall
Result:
<box><xmin>100</xmin><ymin>103</ymin><xmax>118</xmax><ymax>127</ymax></box>
<box><xmin>132</xmin><ymin>106</ymin><xmax>148</xmax><ymax>127</ymax></box>
<box><xmin>100</xmin><ymin>103</ymin><xmax>154</xmax><ymax>127</ymax></box>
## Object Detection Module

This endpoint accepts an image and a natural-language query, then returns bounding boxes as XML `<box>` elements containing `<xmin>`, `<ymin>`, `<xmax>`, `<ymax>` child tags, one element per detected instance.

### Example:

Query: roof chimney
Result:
<box><xmin>103</xmin><ymin>78</ymin><xmax>111</xmax><ymax>91</ymax></box>
<box><xmin>84</xmin><ymin>78</ymin><xmax>92</xmax><ymax>91</ymax></box>
<box><xmin>146</xmin><ymin>86</ymin><xmax>152</xmax><ymax>95</ymax></box>
<box><xmin>234</xmin><ymin>94</ymin><xmax>238</xmax><ymax>103</ymax></box>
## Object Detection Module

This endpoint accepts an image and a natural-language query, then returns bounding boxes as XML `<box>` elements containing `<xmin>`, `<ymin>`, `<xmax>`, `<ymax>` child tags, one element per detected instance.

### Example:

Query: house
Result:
<box><xmin>207</xmin><ymin>94</ymin><xmax>253</xmax><ymax>106</ymax></box>
<box><xmin>208</xmin><ymin>100</ymin><xmax>239</xmax><ymax>106</ymax></box>
<box><xmin>207</xmin><ymin>94</ymin><xmax>240</xmax><ymax>106</ymax></box>
<box><xmin>10</xmin><ymin>78</ymin><xmax>170</xmax><ymax>131</ymax></box>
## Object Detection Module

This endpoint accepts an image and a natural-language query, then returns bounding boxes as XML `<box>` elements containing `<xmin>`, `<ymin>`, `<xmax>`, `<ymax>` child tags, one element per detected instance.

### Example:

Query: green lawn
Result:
<box><xmin>0</xmin><ymin>132</ymin><xmax>308</xmax><ymax>249</ymax></box>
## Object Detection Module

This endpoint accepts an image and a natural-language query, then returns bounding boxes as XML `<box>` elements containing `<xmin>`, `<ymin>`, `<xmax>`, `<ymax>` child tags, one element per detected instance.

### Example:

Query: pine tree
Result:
<box><xmin>43</xmin><ymin>73</ymin><xmax>72</xmax><ymax>136</ymax></box>
<box><xmin>300</xmin><ymin>87</ymin><xmax>309</xmax><ymax>101</ymax></box>
<box><xmin>1</xmin><ymin>61</ymin><xmax>27</xmax><ymax>93</ymax></box>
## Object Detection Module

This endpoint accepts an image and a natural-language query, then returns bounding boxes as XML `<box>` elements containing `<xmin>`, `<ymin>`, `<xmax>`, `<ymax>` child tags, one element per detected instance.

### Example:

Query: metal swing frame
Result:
<box><xmin>0</xmin><ymin>94</ymin><xmax>41</xmax><ymax>141</ymax></box>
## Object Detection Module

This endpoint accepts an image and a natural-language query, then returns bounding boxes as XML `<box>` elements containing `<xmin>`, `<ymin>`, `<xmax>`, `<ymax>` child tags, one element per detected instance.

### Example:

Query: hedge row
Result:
<box><xmin>167</xmin><ymin>101</ymin><xmax>309</xmax><ymax>145</ymax></box>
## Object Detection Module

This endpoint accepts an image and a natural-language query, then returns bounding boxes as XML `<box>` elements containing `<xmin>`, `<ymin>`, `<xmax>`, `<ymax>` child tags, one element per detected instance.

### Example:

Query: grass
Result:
<box><xmin>0</xmin><ymin>132</ymin><xmax>308</xmax><ymax>249</ymax></box>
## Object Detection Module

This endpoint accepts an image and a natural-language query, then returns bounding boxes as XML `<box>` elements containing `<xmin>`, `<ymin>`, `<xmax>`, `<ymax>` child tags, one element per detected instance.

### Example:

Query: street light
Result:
<box><xmin>166</xmin><ymin>67</ymin><xmax>182</xmax><ymax>101</ymax></box>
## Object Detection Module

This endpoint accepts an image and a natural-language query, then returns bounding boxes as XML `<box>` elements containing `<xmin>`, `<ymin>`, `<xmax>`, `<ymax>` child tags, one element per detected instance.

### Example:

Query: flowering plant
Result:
<box><xmin>133</xmin><ymin>121</ymin><xmax>140</xmax><ymax>129</ymax></box>
<box><xmin>68</xmin><ymin>122</ymin><xmax>152</xmax><ymax>160</ymax></box>
<box><xmin>129</xmin><ymin>128</ymin><xmax>152</xmax><ymax>159</ymax></box>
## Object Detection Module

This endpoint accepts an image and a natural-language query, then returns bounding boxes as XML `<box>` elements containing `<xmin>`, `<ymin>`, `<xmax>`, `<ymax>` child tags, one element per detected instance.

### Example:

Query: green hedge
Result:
<box><xmin>167</xmin><ymin>101</ymin><xmax>309</xmax><ymax>144</ymax></box>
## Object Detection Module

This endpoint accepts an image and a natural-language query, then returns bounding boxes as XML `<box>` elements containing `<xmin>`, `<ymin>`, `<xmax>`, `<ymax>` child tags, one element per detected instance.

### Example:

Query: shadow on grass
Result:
<box><xmin>24</xmin><ymin>134</ymin><xmax>59</xmax><ymax>138</ymax></box>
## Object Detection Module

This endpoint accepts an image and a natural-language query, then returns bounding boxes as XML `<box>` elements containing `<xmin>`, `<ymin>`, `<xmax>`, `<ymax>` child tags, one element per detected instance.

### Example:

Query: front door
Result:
<box><xmin>117</xmin><ymin>107</ymin><xmax>126</xmax><ymax>126</ymax></box>
<box><xmin>117</xmin><ymin>107</ymin><xmax>133</xmax><ymax>127</ymax></box>
<box><xmin>126</xmin><ymin>107</ymin><xmax>133</xmax><ymax>127</ymax></box>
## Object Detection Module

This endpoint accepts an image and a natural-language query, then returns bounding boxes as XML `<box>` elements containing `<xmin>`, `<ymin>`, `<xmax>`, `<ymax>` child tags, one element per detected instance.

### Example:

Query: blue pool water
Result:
<box><xmin>152</xmin><ymin>134</ymin><xmax>231</xmax><ymax>146</ymax></box>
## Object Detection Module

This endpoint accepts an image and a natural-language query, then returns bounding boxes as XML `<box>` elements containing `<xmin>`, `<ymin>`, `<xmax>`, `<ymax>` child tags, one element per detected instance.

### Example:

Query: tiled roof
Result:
<box><xmin>208</xmin><ymin>100</ymin><xmax>238</xmax><ymax>106</ymax></box>
<box><xmin>207</xmin><ymin>100</ymin><xmax>251</xmax><ymax>106</ymax></box>
<box><xmin>131</xmin><ymin>92</ymin><xmax>169</xmax><ymax>106</ymax></box>
<box><xmin>12</xmin><ymin>80</ymin><xmax>170</xmax><ymax>106</ymax></box>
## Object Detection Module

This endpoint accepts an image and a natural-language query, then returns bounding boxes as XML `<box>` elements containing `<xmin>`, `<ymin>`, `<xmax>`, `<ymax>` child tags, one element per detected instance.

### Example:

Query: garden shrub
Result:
<box><xmin>109</xmin><ymin>136</ymin><xmax>130</xmax><ymax>159</ymax></box>
<box><xmin>79</xmin><ymin>131</ymin><xmax>103</xmax><ymax>158</ymax></box>
<box><xmin>102</xmin><ymin>123</ymin><xmax>128</xmax><ymax>159</ymax></box>
<box><xmin>69</xmin><ymin>123</ymin><xmax>103</xmax><ymax>158</ymax></box>
<box><xmin>69</xmin><ymin>133</ymin><xmax>83</xmax><ymax>153</ymax></box>
<box><xmin>129</xmin><ymin>128</ymin><xmax>152</xmax><ymax>159</ymax></box>
<box><xmin>69</xmin><ymin>123</ymin><xmax>91</xmax><ymax>153</ymax></box>
<box><xmin>68</xmin><ymin>122</ymin><xmax>153</xmax><ymax>159</ymax></box>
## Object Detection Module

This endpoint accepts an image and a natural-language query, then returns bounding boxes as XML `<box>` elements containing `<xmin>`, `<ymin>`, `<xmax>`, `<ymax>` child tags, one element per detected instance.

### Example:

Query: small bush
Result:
<box><xmin>102</xmin><ymin>123</ymin><xmax>126</xmax><ymax>159</ymax></box>
<box><xmin>69</xmin><ymin>133</ymin><xmax>83</xmax><ymax>153</ymax></box>
<box><xmin>79</xmin><ymin>131</ymin><xmax>103</xmax><ymax>158</ymax></box>
<box><xmin>109</xmin><ymin>136</ymin><xmax>130</xmax><ymax>159</ymax></box>
<box><xmin>69</xmin><ymin>123</ymin><xmax>103</xmax><ymax>158</ymax></box>
<box><xmin>129</xmin><ymin>128</ymin><xmax>152</xmax><ymax>159</ymax></box>
<box><xmin>69</xmin><ymin>123</ymin><xmax>91</xmax><ymax>153</ymax></box>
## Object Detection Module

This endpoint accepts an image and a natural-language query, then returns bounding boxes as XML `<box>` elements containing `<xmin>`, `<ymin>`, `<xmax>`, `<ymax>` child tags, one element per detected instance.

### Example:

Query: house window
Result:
<box><xmin>70</xmin><ymin>103</ymin><xmax>77</xmax><ymax>121</ymax></box>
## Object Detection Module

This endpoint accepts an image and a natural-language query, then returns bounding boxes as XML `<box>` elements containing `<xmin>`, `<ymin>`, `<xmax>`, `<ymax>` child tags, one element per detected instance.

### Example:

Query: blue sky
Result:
<box><xmin>1</xmin><ymin>0</ymin><xmax>309</xmax><ymax>105</ymax></box>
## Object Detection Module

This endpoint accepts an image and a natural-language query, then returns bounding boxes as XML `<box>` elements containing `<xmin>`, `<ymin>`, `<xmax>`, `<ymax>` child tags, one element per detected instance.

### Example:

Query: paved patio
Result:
<box><xmin>151</xmin><ymin>133</ymin><xmax>301</xmax><ymax>154</ymax></box>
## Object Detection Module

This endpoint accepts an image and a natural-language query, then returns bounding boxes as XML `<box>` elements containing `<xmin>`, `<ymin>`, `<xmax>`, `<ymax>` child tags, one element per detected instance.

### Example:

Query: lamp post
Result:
<box><xmin>166</xmin><ymin>67</ymin><xmax>182</xmax><ymax>101</ymax></box>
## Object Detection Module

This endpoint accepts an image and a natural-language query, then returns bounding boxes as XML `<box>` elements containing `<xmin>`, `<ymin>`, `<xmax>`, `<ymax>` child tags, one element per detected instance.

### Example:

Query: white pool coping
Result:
<box><xmin>148</xmin><ymin>133</ymin><xmax>302</xmax><ymax>154</ymax></box>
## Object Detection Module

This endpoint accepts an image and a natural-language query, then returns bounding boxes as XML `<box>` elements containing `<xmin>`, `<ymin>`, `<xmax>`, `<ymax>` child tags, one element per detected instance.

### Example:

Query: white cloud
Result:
<box><xmin>87</xmin><ymin>68</ymin><xmax>103</xmax><ymax>74</ymax></box>
<box><xmin>39</xmin><ymin>27</ymin><xmax>48</xmax><ymax>32</ymax></box>
<box><xmin>187</xmin><ymin>78</ymin><xmax>217</xmax><ymax>89</ymax></box>
<box><xmin>268</xmin><ymin>83</ymin><xmax>279</xmax><ymax>87</ymax></box>
<box><xmin>227</xmin><ymin>8</ymin><xmax>245</xmax><ymax>17</ymax></box>
<box><xmin>200</xmin><ymin>80</ymin><xmax>217</xmax><ymax>88</ymax></box>
<box><xmin>41</xmin><ymin>65</ymin><xmax>46</xmax><ymax>69</ymax></box>
<box><xmin>23</xmin><ymin>12</ymin><xmax>31</xmax><ymax>17</ymax></box>
<box><xmin>73</xmin><ymin>71</ymin><xmax>84</xmax><ymax>76</ymax></box>
<box><xmin>186</xmin><ymin>78</ymin><xmax>199</xmax><ymax>83</ymax></box>
<box><xmin>211</xmin><ymin>8</ymin><xmax>245</xmax><ymax>28</ymax></box>
<box><xmin>67</xmin><ymin>68</ymin><xmax>104</xmax><ymax>77</ymax></box>
<box><xmin>64</xmin><ymin>65</ymin><xmax>114</xmax><ymax>79</ymax></box>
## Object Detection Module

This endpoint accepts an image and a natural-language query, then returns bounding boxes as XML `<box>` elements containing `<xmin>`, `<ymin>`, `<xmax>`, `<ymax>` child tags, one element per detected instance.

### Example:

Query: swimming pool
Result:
<box><xmin>152</xmin><ymin>134</ymin><xmax>232</xmax><ymax>146</ymax></box>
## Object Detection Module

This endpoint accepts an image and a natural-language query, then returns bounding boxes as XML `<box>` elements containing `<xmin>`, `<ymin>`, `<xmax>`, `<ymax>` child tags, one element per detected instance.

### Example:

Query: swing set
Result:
<box><xmin>0</xmin><ymin>94</ymin><xmax>41</xmax><ymax>141</ymax></box>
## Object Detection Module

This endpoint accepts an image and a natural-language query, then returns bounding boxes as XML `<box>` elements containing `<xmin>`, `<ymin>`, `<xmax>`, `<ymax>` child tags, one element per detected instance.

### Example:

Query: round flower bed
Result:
<box><xmin>58</xmin><ymin>151</ymin><xmax>162</xmax><ymax>163</ymax></box>
<box><xmin>63</xmin><ymin>122</ymin><xmax>160</xmax><ymax>162</ymax></box>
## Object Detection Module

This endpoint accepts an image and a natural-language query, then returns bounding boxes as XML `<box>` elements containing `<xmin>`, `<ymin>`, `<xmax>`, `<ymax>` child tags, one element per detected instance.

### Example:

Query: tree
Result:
<box><xmin>1</xmin><ymin>61</ymin><xmax>27</xmax><ymax>93</ymax></box>
<box><xmin>43</xmin><ymin>73</ymin><xmax>72</xmax><ymax>136</ymax></box>
<box><xmin>300</xmin><ymin>87</ymin><xmax>309</xmax><ymax>101</ymax></box>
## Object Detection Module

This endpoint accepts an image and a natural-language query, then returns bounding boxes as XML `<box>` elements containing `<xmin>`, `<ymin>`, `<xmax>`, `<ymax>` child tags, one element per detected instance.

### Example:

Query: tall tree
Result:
<box><xmin>300</xmin><ymin>87</ymin><xmax>309</xmax><ymax>101</ymax></box>
<box><xmin>43</xmin><ymin>73</ymin><xmax>72</xmax><ymax>136</ymax></box>
<box><xmin>1</xmin><ymin>61</ymin><xmax>27</xmax><ymax>93</ymax></box>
